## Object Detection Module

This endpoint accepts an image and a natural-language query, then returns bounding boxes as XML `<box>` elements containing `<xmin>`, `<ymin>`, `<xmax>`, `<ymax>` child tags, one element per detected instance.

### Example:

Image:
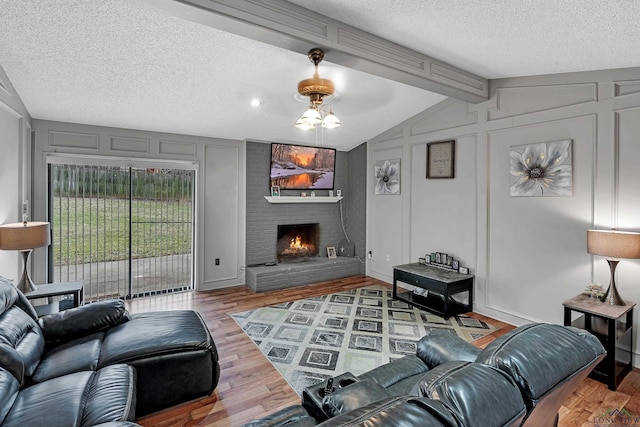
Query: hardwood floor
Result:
<box><xmin>127</xmin><ymin>276</ymin><xmax>640</xmax><ymax>427</ymax></box>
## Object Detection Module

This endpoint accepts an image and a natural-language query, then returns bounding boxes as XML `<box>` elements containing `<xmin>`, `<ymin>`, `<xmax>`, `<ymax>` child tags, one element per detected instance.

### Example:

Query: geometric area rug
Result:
<box><xmin>230</xmin><ymin>285</ymin><xmax>495</xmax><ymax>395</ymax></box>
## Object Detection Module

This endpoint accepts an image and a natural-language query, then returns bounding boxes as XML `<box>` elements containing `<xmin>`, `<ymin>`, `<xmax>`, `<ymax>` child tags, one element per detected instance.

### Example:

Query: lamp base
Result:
<box><xmin>600</xmin><ymin>259</ymin><xmax>625</xmax><ymax>306</ymax></box>
<box><xmin>16</xmin><ymin>249</ymin><xmax>38</xmax><ymax>293</ymax></box>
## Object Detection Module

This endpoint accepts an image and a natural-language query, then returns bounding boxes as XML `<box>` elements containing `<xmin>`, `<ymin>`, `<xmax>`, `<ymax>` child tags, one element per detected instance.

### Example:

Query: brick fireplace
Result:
<box><xmin>244</xmin><ymin>141</ymin><xmax>367</xmax><ymax>291</ymax></box>
<box><xmin>277</xmin><ymin>223</ymin><xmax>319</xmax><ymax>261</ymax></box>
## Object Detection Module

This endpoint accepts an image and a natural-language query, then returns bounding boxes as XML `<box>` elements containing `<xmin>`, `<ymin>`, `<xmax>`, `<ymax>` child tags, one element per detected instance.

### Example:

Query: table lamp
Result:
<box><xmin>587</xmin><ymin>229</ymin><xmax>640</xmax><ymax>306</ymax></box>
<box><xmin>0</xmin><ymin>221</ymin><xmax>51</xmax><ymax>293</ymax></box>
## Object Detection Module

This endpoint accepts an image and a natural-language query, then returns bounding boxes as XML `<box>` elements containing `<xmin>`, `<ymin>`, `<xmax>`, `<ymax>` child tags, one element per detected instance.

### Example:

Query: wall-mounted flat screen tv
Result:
<box><xmin>270</xmin><ymin>143</ymin><xmax>336</xmax><ymax>190</ymax></box>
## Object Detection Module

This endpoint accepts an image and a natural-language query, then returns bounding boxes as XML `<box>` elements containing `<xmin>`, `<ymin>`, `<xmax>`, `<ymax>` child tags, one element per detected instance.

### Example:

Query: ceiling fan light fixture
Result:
<box><xmin>295</xmin><ymin>48</ymin><xmax>341</xmax><ymax>130</ymax></box>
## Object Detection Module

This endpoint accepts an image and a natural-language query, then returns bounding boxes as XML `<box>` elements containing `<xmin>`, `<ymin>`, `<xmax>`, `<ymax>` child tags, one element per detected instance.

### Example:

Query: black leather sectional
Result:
<box><xmin>0</xmin><ymin>277</ymin><xmax>219</xmax><ymax>426</ymax></box>
<box><xmin>244</xmin><ymin>323</ymin><xmax>606</xmax><ymax>427</ymax></box>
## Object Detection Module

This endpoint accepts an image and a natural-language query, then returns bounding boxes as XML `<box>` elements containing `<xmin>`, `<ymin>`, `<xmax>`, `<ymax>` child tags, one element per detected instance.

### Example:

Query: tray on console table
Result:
<box><xmin>393</xmin><ymin>263</ymin><xmax>473</xmax><ymax>319</ymax></box>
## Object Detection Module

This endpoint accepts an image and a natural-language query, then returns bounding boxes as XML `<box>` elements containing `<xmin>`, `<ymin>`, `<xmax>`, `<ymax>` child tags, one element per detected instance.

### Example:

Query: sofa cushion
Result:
<box><xmin>358</xmin><ymin>354</ymin><xmax>428</xmax><ymax>391</ymax></box>
<box><xmin>416</xmin><ymin>328</ymin><xmax>481</xmax><ymax>368</ymax></box>
<box><xmin>99</xmin><ymin>310</ymin><xmax>215</xmax><ymax>366</ymax></box>
<box><xmin>38</xmin><ymin>299</ymin><xmax>129</xmax><ymax>344</ymax></box>
<box><xmin>31</xmin><ymin>332</ymin><xmax>104</xmax><ymax>383</ymax></box>
<box><xmin>321</xmin><ymin>379</ymin><xmax>392</xmax><ymax>418</ymax></box>
<box><xmin>81</xmin><ymin>364</ymin><xmax>137</xmax><ymax>426</ymax></box>
<box><xmin>475</xmin><ymin>323</ymin><xmax>605</xmax><ymax>402</ymax></box>
<box><xmin>1</xmin><ymin>365</ymin><xmax>135</xmax><ymax>427</ymax></box>
<box><xmin>413</xmin><ymin>361</ymin><xmax>526</xmax><ymax>427</ymax></box>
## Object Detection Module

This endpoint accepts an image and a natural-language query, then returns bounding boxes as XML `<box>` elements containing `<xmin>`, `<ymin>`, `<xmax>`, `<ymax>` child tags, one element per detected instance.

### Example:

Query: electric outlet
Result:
<box><xmin>215</xmin><ymin>258</ymin><xmax>220</xmax><ymax>265</ymax></box>
<box><xmin>385</xmin><ymin>254</ymin><xmax>390</xmax><ymax>261</ymax></box>
<box><xmin>368</xmin><ymin>251</ymin><xmax>372</xmax><ymax>260</ymax></box>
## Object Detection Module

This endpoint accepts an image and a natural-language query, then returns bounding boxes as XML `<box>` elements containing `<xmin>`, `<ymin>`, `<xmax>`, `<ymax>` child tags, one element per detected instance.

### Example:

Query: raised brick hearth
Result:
<box><xmin>246</xmin><ymin>257</ymin><xmax>362</xmax><ymax>292</ymax></box>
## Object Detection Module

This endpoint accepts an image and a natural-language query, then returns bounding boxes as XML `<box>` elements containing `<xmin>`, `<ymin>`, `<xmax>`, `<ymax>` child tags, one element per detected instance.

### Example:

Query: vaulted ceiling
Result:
<box><xmin>1</xmin><ymin>0</ymin><xmax>638</xmax><ymax>151</ymax></box>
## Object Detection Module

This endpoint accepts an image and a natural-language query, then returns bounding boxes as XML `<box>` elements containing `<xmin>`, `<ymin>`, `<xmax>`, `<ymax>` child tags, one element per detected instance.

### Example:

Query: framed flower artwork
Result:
<box><xmin>509</xmin><ymin>140</ymin><xmax>572</xmax><ymax>197</ymax></box>
<box><xmin>374</xmin><ymin>159</ymin><xmax>400</xmax><ymax>195</ymax></box>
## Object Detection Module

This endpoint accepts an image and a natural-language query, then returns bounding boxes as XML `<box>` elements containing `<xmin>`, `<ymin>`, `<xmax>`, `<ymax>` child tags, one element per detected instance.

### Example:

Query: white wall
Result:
<box><xmin>0</xmin><ymin>64</ymin><xmax>31</xmax><ymax>281</ymax></box>
<box><xmin>367</xmin><ymin>67</ymin><xmax>640</xmax><ymax>364</ymax></box>
<box><xmin>31</xmin><ymin>120</ymin><xmax>245</xmax><ymax>290</ymax></box>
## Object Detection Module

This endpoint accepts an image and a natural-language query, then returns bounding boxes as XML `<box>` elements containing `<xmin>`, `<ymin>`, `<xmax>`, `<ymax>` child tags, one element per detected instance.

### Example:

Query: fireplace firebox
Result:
<box><xmin>277</xmin><ymin>223</ymin><xmax>319</xmax><ymax>262</ymax></box>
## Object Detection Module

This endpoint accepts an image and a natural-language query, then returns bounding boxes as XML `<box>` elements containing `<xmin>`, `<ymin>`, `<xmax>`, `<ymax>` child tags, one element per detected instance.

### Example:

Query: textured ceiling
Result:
<box><xmin>0</xmin><ymin>0</ymin><xmax>639</xmax><ymax>151</ymax></box>
<box><xmin>289</xmin><ymin>0</ymin><xmax>640</xmax><ymax>78</ymax></box>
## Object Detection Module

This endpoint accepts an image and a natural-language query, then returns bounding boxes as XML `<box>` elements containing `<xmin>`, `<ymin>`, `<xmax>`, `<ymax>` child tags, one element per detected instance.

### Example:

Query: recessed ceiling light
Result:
<box><xmin>250</xmin><ymin>98</ymin><xmax>263</xmax><ymax>107</ymax></box>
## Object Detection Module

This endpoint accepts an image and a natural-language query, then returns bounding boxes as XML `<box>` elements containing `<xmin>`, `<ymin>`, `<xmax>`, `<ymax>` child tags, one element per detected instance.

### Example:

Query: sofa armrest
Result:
<box><xmin>321</xmin><ymin>380</ymin><xmax>393</xmax><ymax>418</ymax></box>
<box><xmin>241</xmin><ymin>405</ymin><xmax>317</xmax><ymax>427</ymax></box>
<box><xmin>416</xmin><ymin>329</ymin><xmax>481</xmax><ymax>368</ymax></box>
<box><xmin>319</xmin><ymin>396</ymin><xmax>460</xmax><ymax>427</ymax></box>
<box><xmin>38</xmin><ymin>300</ymin><xmax>130</xmax><ymax>343</ymax></box>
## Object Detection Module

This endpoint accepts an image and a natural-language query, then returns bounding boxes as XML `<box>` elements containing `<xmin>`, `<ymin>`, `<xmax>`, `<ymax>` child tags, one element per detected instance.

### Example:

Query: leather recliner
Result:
<box><xmin>243</xmin><ymin>323</ymin><xmax>606</xmax><ymax>427</ymax></box>
<box><xmin>416</xmin><ymin>323</ymin><xmax>605</xmax><ymax>427</ymax></box>
<box><xmin>0</xmin><ymin>277</ymin><xmax>220</xmax><ymax>423</ymax></box>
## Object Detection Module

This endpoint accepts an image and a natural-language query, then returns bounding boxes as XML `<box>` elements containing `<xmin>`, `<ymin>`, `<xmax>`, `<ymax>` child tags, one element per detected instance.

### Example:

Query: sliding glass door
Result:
<box><xmin>49</xmin><ymin>161</ymin><xmax>195</xmax><ymax>301</ymax></box>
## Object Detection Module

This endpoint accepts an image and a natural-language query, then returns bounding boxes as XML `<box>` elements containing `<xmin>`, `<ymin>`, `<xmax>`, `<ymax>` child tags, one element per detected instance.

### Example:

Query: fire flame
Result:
<box><xmin>290</xmin><ymin>235</ymin><xmax>306</xmax><ymax>249</ymax></box>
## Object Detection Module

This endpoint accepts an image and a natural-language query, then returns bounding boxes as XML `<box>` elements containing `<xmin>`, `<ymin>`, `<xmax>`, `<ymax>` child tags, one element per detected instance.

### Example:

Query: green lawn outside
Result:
<box><xmin>52</xmin><ymin>197</ymin><xmax>193</xmax><ymax>266</ymax></box>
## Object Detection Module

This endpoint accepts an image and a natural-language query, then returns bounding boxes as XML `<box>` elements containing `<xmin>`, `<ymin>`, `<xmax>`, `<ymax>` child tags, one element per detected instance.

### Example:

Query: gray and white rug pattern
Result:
<box><xmin>231</xmin><ymin>285</ymin><xmax>494</xmax><ymax>395</ymax></box>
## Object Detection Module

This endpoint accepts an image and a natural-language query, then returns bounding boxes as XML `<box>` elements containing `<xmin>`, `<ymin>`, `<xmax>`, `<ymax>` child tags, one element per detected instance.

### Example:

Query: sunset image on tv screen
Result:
<box><xmin>270</xmin><ymin>143</ymin><xmax>336</xmax><ymax>190</ymax></box>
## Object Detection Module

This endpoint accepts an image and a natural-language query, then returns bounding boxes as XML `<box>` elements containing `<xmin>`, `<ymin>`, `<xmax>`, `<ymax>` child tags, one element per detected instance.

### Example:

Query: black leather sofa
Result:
<box><xmin>0</xmin><ymin>277</ymin><xmax>220</xmax><ymax>425</ymax></box>
<box><xmin>244</xmin><ymin>323</ymin><xmax>606</xmax><ymax>427</ymax></box>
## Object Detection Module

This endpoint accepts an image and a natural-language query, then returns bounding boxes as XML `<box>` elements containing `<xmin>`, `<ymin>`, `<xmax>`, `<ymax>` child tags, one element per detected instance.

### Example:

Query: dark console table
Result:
<box><xmin>563</xmin><ymin>294</ymin><xmax>634</xmax><ymax>390</ymax></box>
<box><xmin>393</xmin><ymin>263</ymin><xmax>473</xmax><ymax>319</ymax></box>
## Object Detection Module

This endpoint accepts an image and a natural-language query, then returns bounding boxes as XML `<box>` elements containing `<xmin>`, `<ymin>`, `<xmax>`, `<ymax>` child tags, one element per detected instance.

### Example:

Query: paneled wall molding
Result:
<box><xmin>159</xmin><ymin>140</ymin><xmax>198</xmax><ymax>156</ymax></box>
<box><xmin>32</xmin><ymin>119</ymin><xmax>246</xmax><ymax>290</ymax></box>
<box><xmin>0</xmin><ymin>75</ymin><xmax>9</xmax><ymax>96</ymax></box>
<box><xmin>367</xmin><ymin>68</ymin><xmax>636</xmax><ymax>335</ymax></box>
<box><xmin>49</xmin><ymin>130</ymin><xmax>100</xmax><ymax>150</ymax></box>
<box><xmin>410</xmin><ymin>100</ymin><xmax>478</xmax><ymax>136</ymax></box>
<box><xmin>613</xmin><ymin>106</ymin><xmax>640</xmax><ymax>230</ymax></box>
<box><xmin>0</xmin><ymin>63</ymin><xmax>31</xmax><ymax>121</ymax></box>
<box><xmin>488</xmin><ymin>83</ymin><xmax>597</xmax><ymax>121</ymax></box>
<box><xmin>109</xmin><ymin>136</ymin><xmax>150</xmax><ymax>153</ymax></box>
<box><xmin>614</xmin><ymin>80</ymin><xmax>640</xmax><ymax>97</ymax></box>
<box><xmin>483</xmin><ymin>114</ymin><xmax>596</xmax><ymax>326</ymax></box>
<box><xmin>140</xmin><ymin>0</ymin><xmax>488</xmax><ymax>103</ymax></box>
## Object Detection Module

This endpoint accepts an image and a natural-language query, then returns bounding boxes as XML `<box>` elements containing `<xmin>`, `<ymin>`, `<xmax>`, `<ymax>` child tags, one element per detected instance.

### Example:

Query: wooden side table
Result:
<box><xmin>563</xmin><ymin>294</ymin><xmax>634</xmax><ymax>390</ymax></box>
<box><xmin>24</xmin><ymin>281</ymin><xmax>84</xmax><ymax>317</ymax></box>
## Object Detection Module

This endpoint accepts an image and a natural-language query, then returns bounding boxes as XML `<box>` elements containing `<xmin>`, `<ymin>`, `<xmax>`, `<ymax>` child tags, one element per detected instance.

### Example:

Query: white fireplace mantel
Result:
<box><xmin>264</xmin><ymin>196</ymin><xmax>343</xmax><ymax>204</ymax></box>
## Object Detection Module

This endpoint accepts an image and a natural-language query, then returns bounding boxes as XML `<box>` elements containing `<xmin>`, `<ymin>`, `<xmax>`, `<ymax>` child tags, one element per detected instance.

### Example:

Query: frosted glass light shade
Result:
<box><xmin>295</xmin><ymin>118</ymin><xmax>315</xmax><ymax>130</ymax></box>
<box><xmin>321</xmin><ymin>112</ymin><xmax>341</xmax><ymax>129</ymax></box>
<box><xmin>300</xmin><ymin>107</ymin><xmax>322</xmax><ymax>125</ymax></box>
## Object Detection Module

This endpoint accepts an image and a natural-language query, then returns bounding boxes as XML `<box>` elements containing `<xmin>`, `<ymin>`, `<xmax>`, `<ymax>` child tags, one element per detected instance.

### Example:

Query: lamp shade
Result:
<box><xmin>321</xmin><ymin>112</ymin><xmax>341</xmax><ymax>129</ymax></box>
<box><xmin>300</xmin><ymin>107</ymin><xmax>322</xmax><ymax>125</ymax></box>
<box><xmin>0</xmin><ymin>222</ymin><xmax>51</xmax><ymax>251</ymax></box>
<box><xmin>587</xmin><ymin>229</ymin><xmax>640</xmax><ymax>259</ymax></box>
